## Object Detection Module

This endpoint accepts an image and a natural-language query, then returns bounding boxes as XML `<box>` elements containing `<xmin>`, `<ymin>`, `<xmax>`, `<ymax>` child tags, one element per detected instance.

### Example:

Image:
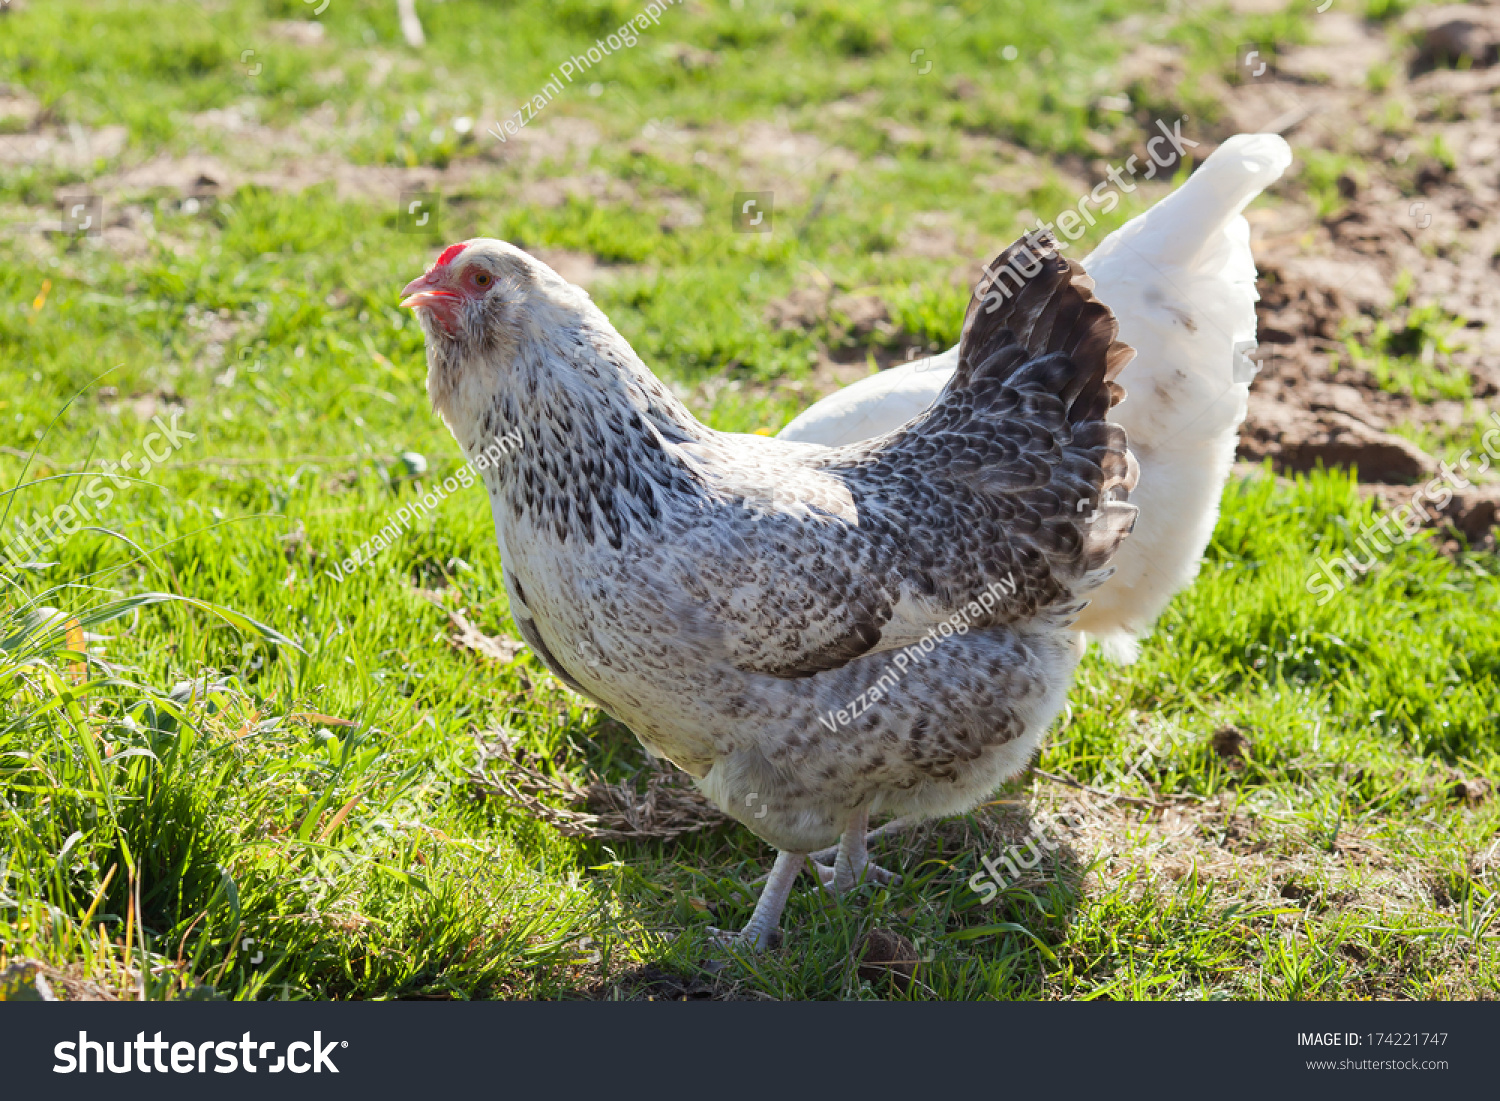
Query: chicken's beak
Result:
<box><xmin>399</xmin><ymin>273</ymin><xmax>459</xmax><ymax>311</ymax></box>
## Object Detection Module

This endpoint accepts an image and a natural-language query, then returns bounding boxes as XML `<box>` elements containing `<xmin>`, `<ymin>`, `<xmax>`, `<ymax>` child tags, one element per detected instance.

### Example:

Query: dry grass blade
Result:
<box><xmin>289</xmin><ymin>712</ymin><xmax>357</xmax><ymax>728</ymax></box>
<box><xmin>467</xmin><ymin>735</ymin><xmax>725</xmax><ymax>841</ymax></box>
<box><xmin>318</xmin><ymin>794</ymin><xmax>363</xmax><ymax>842</ymax></box>
<box><xmin>1032</xmin><ymin>767</ymin><xmax>1205</xmax><ymax>810</ymax></box>
<box><xmin>65</xmin><ymin>616</ymin><xmax>85</xmax><ymax>684</ymax></box>
<box><xmin>396</xmin><ymin>0</ymin><xmax>425</xmax><ymax>48</ymax></box>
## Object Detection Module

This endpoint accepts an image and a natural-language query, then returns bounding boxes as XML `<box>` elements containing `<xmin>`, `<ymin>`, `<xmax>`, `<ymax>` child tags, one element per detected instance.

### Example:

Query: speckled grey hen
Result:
<box><xmin>401</xmin><ymin>233</ymin><xmax>1138</xmax><ymax>949</ymax></box>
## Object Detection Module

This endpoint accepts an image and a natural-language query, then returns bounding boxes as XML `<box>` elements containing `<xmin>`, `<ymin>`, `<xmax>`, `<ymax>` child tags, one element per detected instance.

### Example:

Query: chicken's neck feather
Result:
<box><xmin>455</xmin><ymin>309</ymin><xmax>708</xmax><ymax>550</ymax></box>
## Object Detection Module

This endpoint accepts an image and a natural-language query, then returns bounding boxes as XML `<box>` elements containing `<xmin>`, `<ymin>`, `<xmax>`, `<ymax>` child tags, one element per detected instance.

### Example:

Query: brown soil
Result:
<box><xmin>1214</xmin><ymin>7</ymin><xmax>1500</xmax><ymax>543</ymax></box>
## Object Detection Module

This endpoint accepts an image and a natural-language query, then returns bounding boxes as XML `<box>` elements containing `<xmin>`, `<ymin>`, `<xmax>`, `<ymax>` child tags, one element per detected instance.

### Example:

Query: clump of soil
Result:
<box><xmin>855</xmin><ymin>928</ymin><xmax>920</xmax><ymax>989</ymax></box>
<box><xmin>1211</xmin><ymin>724</ymin><xmax>1253</xmax><ymax>763</ymax></box>
<box><xmin>1450</xmin><ymin>776</ymin><xmax>1491</xmax><ymax>806</ymax></box>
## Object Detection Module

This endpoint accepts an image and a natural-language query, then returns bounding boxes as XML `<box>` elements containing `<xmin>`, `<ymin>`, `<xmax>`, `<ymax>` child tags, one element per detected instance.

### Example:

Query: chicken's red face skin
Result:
<box><xmin>400</xmin><ymin>242</ymin><xmax>496</xmax><ymax>335</ymax></box>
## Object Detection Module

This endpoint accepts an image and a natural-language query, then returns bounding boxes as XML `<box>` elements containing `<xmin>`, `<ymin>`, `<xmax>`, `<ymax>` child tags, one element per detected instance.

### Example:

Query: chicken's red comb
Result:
<box><xmin>433</xmin><ymin>243</ymin><xmax>466</xmax><ymax>268</ymax></box>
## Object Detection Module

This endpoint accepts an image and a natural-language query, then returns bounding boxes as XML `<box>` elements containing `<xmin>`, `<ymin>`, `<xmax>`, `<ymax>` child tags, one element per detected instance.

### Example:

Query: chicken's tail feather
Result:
<box><xmin>1094</xmin><ymin>133</ymin><xmax>1292</xmax><ymax>272</ymax></box>
<box><xmin>960</xmin><ymin>231</ymin><xmax>1136</xmax><ymax>394</ymax></box>
<box><xmin>948</xmin><ymin>231</ymin><xmax>1139</xmax><ymax>583</ymax></box>
<box><xmin>1069</xmin><ymin>133</ymin><xmax>1292</xmax><ymax>659</ymax></box>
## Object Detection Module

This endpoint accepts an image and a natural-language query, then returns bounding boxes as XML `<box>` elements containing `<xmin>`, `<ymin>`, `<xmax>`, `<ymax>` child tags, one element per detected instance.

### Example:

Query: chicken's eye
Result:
<box><xmin>473</xmin><ymin>271</ymin><xmax>492</xmax><ymax>288</ymax></box>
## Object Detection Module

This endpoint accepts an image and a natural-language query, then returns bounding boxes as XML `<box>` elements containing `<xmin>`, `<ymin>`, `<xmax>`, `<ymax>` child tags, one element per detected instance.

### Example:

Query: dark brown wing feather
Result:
<box><xmin>773</xmin><ymin>231</ymin><xmax>1140</xmax><ymax>666</ymax></box>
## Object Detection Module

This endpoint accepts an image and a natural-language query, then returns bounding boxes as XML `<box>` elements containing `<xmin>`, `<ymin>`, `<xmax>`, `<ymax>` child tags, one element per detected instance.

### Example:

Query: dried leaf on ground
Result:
<box><xmin>448</xmin><ymin>610</ymin><xmax>528</xmax><ymax>664</ymax></box>
<box><xmin>0</xmin><ymin>958</ymin><xmax>118</xmax><ymax>1002</ymax></box>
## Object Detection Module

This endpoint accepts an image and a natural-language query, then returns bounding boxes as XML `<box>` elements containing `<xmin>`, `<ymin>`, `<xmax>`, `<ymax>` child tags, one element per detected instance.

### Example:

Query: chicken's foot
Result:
<box><xmin>706</xmin><ymin>849</ymin><xmax>806</xmax><ymax>952</ymax></box>
<box><xmin>811</xmin><ymin>808</ymin><xmax>902</xmax><ymax>893</ymax></box>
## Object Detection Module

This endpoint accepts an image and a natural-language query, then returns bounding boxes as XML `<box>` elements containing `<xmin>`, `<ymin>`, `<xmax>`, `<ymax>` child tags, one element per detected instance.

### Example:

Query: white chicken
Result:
<box><xmin>781</xmin><ymin>133</ymin><xmax>1292</xmax><ymax>661</ymax></box>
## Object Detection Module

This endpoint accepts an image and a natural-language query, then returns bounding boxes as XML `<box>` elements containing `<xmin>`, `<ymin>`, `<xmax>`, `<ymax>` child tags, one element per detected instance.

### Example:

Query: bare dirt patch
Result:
<box><xmin>765</xmin><ymin>281</ymin><xmax>941</xmax><ymax>368</ymax></box>
<box><xmin>1104</xmin><ymin>13</ymin><xmax>1500</xmax><ymax>529</ymax></box>
<box><xmin>1191</xmin><ymin>10</ymin><xmax>1500</xmax><ymax>544</ymax></box>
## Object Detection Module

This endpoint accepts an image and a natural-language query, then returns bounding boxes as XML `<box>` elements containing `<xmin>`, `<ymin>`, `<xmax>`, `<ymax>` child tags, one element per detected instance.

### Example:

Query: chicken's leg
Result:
<box><xmin>812</xmin><ymin>808</ymin><xmax>901</xmax><ymax>893</ymax></box>
<box><xmin>808</xmin><ymin>814</ymin><xmax>915</xmax><ymax>865</ymax></box>
<box><xmin>708</xmin><ymin>849</ymin><xmax>806</xmax><ymax>951</ymax></box>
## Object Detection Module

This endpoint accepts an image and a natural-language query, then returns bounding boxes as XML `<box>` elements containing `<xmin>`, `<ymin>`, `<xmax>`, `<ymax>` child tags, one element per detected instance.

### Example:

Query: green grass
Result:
<box><xmin>1340</xmin><ymin>273</ymin><xmax>1475</xmax><ymax>405</ymax></box>
<box><xmin>2</xmin><ymin>0</ymin><xmax>1496</xmax><ymax>1001</ymax></box>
